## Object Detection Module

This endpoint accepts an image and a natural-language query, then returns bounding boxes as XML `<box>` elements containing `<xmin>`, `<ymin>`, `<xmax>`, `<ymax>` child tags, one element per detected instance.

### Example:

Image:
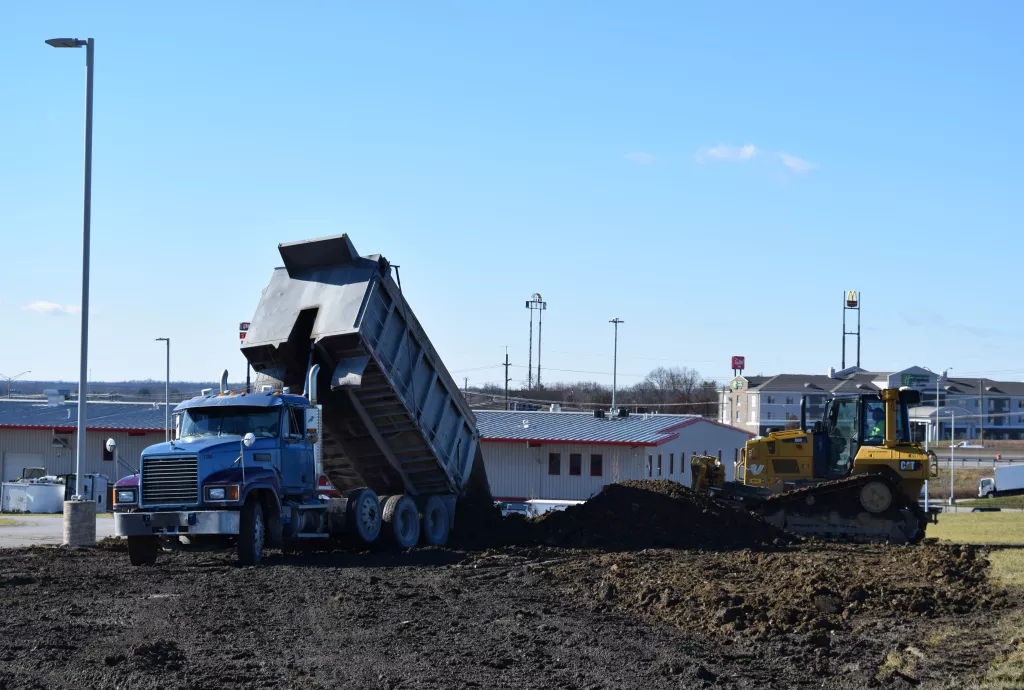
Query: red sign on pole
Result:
<box><xmin>240</xmin><ymin>322</ymin><xmax>250</xmax><ymax>341</ymax></box>
<box><xmin>731</xmin><ymin>356</ymin><xmax>745</xmax><ymax>371</ymax></box>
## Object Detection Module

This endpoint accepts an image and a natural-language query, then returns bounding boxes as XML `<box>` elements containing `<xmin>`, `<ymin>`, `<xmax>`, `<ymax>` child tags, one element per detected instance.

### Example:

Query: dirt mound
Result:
<box><xmin>533</xmin><ymin>480</ymin><xmax>789</xmax><ymax>550</ymax></box>
<box><xmin>553</xmin><ymin>542</ymin><xmax>1005</xmax><ymax>641</ymax></box>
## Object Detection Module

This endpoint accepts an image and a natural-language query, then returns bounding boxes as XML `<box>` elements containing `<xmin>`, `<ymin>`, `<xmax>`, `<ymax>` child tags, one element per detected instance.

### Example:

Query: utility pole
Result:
<box><xmin>609</xmin><ymin>318</ymin><xmax>624</xmax><ymax>413</ymax></box>
<box><xmin>155</xmin><ymin>338</ymin><xmax>170</xmax><ymax>441</ymax></box>
<box><xmin>1</xmin><ymin>371</ymin><xmax>31</xmax><ymax>399</ymax></box>
<box><xmin>503</xmin><ymin>348</ymin><xmax>511</xmax><ymax>411</ymax></box>
<box><xmin>463</xmin><ymin>377</ymin><xmax>468</xmax><ymax>400</ymax></box>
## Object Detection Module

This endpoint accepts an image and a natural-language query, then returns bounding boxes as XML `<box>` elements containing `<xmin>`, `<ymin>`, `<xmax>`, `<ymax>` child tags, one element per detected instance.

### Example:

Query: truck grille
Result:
<box><xmin>141</xmin><ymin>456</ymin><xmax>199</xmax><ymax>506</ymax></box>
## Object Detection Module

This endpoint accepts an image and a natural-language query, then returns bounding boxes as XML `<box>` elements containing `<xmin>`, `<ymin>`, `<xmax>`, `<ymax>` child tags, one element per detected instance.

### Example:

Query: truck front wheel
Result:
<box><xmin>127</xmin><ymin>536</ymin><xmax>159</xmax><ymax>566</ymax></box>
<box><xmin>237</xmin><ymin>499</ymin><xmax>265</xmax><ymax>566</ymax></box>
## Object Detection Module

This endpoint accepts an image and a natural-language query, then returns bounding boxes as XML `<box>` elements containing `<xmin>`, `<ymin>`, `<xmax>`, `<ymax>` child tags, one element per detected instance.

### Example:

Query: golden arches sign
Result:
<box><xmin>846</xmin><ymin>290</ymin><xmax>858</xmax><ymax>308</ymax></box>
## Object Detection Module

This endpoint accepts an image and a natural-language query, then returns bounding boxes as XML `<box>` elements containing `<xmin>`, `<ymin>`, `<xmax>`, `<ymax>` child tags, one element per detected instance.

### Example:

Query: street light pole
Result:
<box><xmin>155</xmin><ymin>338</ymin><xmax>170</xmax><ymax>441</ymax></box>
<box><xmin>609</xmin><ymin>318</ymin><xmax>624</xmax><ymax>412</ymax></box>
<box><xmin>0</xmin><ymin>371</ymin><xmax>31</xmax><ymax>399</ymax></box>
<box><xmin>949</xmin><ymin>409</ymin><xmax>956</xmax><ymax>506</ymax></box>
<box><xmin>46</xmin><ymin>36</ymin><xmax>94</xmax><ymax>501</ymax></box>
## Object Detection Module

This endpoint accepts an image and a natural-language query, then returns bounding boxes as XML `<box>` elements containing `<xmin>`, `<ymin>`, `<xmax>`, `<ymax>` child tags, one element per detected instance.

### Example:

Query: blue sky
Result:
<box><xmin>1</xmin><ymin>2</ymin><xmax>1022</xmax><ymax>389</ymax></box>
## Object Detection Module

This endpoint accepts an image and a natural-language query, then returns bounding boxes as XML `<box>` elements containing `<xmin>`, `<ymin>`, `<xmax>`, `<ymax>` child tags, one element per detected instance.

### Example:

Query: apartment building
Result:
<box><xmin>720</xmin><ymin>366</ymin><xmax>1024</xmax><ymax>440</ymax></box>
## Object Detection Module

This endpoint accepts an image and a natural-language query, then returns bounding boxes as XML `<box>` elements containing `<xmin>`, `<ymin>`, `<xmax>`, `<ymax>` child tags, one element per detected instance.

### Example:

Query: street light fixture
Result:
<box><xmin>0</xmin><ymin>370</ymin><xmax>31</xmax><ymax>399</ymax></box>
<box><xmin>46</xmin><ymin>36</ymin><xmax>95</xmax><ymax>504</ymax></box>
<box><xmin>155</xmin><ymin>338</ymin><xmax>170</xmax><ymax>441</ymax></box>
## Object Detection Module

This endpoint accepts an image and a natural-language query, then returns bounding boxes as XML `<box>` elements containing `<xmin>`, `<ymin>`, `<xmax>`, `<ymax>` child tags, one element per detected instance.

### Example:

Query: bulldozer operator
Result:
<box><xmin>868</xmin><ymin>406</ymin><xmax>886</xmax><ymax>441</ymax></box>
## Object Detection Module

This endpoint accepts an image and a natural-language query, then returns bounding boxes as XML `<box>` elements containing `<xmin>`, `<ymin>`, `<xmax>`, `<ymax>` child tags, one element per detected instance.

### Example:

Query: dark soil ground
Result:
<box><xmin>0</xmin><ymin>481</ymin><xmax>1018</xmax><ymax>689</ymax></box>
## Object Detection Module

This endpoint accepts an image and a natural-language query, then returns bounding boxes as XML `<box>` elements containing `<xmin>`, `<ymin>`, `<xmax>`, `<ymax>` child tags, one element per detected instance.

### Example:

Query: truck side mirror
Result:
<box><xmin>243</xmin><ymin>433</ymin><xmax>256</xmax><ymax>448</ymax></box>
<box><xmin>813</xmin><ymin>421</ymin><xmax>825</xmax><ymax>433</ymax></box>
<box><xmin>304</xmin><ymin>408</ymin><xmax>321</xmax><ymax>443</ymax></box>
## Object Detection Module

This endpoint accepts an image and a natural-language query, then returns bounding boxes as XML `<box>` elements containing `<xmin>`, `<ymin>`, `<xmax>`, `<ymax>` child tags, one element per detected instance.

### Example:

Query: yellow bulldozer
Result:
<box><xmin>692</xmin><ymin>387</ymin><xmax>939</xmax><ymax>543</ymax></box>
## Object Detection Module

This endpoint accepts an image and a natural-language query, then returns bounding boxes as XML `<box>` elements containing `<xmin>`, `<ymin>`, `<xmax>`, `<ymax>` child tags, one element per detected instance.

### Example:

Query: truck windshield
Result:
<box><xmin>180</xmin><ymin>406</ymin><xmax>280</xmax><ymax>439</ymax></box>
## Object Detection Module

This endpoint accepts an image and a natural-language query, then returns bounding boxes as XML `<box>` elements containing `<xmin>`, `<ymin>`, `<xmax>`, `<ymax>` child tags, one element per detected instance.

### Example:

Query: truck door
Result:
<box><xmin>280</xmin><ymin>406</ymin><xmax>314</xmax><ymax>494</ymax></box>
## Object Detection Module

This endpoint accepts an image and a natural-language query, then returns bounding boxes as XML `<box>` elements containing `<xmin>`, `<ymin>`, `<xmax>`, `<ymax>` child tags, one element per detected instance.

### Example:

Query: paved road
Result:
<box><xmin>0</xmin><ymin>515</ymin><xmax>116</xmax><ymax>548</ymax></box>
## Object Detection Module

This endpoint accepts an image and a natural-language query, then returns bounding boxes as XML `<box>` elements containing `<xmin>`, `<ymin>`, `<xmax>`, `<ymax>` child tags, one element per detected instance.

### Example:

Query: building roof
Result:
<box><xmin>475</xmin><ymin>410</ymin><xmax>751</xmax><ymax>447</ymax></box>
<box><xmin>0</xmin><ymin>400</ymin><xmax>166</xmax><ymax>432</ymax></box>
<box><xmin>746</xmin><ymin>374</ymin><xmax>880</xmax><ymax>395</ymax></box>
<box><xmin>944</xmin><ymin>378</ymin><xmax>1024</xmax><ymax>396</ymax></box>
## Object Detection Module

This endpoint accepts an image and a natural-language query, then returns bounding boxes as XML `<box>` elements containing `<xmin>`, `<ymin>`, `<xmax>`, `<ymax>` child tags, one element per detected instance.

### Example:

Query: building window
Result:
<box><xmin>735</xmin><ymin>411</ymin><xmax>740</xmax><ymax>421</ymax></box>
<box><xmin>737</xmin><ymin>396</ymin><xmax>742</xmax><ymax>407</ymax></box>
<box><xmin>548</xmin><ymin>453</ymin><xmax>561</xmax><ymax>475</ymax></box>
<box><xmin>751</xmin><ymin>397</ymin><xmax>757</xmax><ymax>407</ymax></box>
<box><xmin>764</xmin><ymin>395</ymin><xmax>775</xmax><ymax>405</ymax></box>
<box><xmin>569</xmin><ymin>454</ymin><xmax>582</xmax><ymax>476</ymax></box>
<box><xmin>590</xmin><ymin>454</ymin><xmax>603</xmax><ymax>476</ymax></box>
<box><xmin>648</xmin><ymin>455</ymin><xmax>653</xmax><ymax>477</ymax></box>
<box><xmin>765</xmin><ymin>411</ymin><xmax>774</xmax><ymax>420</ymax></box>
<box><xmin>785</xmin><ymin>396</ymin><xmax>794</xmax><ymax>405</ymax></box>
<box><xmin>657</xmin><ymin>454</ymin><xmax>663</xmax><ymax>476</ymax></box>
<box><xmin>1018</xmin><ymin>400</ymin><xmax>1023</xmax><ymax>409</ymax></box>
<box><xmin>669</xmin><ymin>453</ymin><xmax>674</xmax><ymax>474</ymax></box>
<box><xmin>749</xmin><ymin>408</ymin><xmax>757</xmax><ymax>423</ymax></box>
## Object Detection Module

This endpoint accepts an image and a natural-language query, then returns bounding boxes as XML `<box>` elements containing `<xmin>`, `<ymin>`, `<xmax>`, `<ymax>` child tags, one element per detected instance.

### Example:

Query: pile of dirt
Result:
<box><xmin>453</xmin><ymin>479</ymin><xmax>791</xmax><ymax>551</ymax></box>
<box><xmin>532</xmin><ymin>480</ymin><xmax>790</xmax><ymax>550</ymax></box>
<box><xmin>552</xmin><ymin>541</ymin><xmax>1006</xmax><ymax>641</ymax></box>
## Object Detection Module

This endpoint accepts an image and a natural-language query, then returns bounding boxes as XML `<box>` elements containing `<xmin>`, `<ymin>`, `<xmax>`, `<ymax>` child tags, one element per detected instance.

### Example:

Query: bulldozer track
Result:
<box><xmin>754</xmin><ymin>473</ymin><xmax>927</xmax><ymax>544</ymax></box>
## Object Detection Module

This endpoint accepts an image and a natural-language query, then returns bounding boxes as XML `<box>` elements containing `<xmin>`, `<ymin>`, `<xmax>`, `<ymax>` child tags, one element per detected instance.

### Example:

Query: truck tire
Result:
<box><xmin>127</xmin><ymin>536</ymin><xmax>159</xmax><ymax>566</ymax></box>
<box><xmin>421</xmin><ymin>495</ymin><xmax>450</xmax><ymax>546</ymax></box>
<box><xmin>237</xmin><ymin>499</ymin><xmax>265</xmax><ymax>566</ymax></box>
<box><xmin>382</xmin><ymin>494</ymin><xmax>420</xmax><ymax>549</ymax></box>
<box><xmin>346</xmin><ymin>488</ymin><xmax>381</xmax><ymax>545</ymax></box>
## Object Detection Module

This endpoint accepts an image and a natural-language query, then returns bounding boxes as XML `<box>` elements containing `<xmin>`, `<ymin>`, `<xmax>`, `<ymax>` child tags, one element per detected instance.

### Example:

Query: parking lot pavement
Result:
<box><xmin>0</xmin><ymin>515</ymin><xmax>116</xmax><ymax>548</ymax></box>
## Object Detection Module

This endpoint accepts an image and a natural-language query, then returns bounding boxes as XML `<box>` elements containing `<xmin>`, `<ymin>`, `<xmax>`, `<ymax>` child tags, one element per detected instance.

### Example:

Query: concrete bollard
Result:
<box><xmin>63</xmin><ymin>500</ymin><xmax>97</xmax><ymax>546</ymax></box>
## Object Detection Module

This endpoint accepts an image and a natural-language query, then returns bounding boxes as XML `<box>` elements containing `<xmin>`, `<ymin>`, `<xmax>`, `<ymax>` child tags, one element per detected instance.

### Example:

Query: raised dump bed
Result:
<box><xmin>240</xmin><ymin>235</ymin><xmax>489</xmax><ymax>503</ymax></box>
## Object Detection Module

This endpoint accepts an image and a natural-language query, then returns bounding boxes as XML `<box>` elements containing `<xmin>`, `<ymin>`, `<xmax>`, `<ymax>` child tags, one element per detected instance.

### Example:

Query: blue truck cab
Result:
<box><xmin>113</xmin><ymin>376</ymin><xmax>337</xmax><ymax>566</ymax></box>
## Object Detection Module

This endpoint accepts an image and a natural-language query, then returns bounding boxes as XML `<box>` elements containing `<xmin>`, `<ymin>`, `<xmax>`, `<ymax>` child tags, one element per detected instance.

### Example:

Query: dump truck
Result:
<box><xmin>692</xmin><ymin>387</ymin><xmax>939</xmax><ymax>543</ymax></box>
<box><xmin>113</xmin><ymin>235</ymin><xmax>490</xmax><ymax>565</ymax></box>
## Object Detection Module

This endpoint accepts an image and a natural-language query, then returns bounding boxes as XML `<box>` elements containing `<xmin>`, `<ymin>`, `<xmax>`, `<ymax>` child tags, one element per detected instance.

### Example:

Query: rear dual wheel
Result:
<box><xmin>382</xmin><ymin>495</ymin><xmax>421</xmax><ymax>548</ymax></box>
<box><xmin>378</xmin><ymin>494</ymin><xmax>450</xmax><ymax>548</ymax></box>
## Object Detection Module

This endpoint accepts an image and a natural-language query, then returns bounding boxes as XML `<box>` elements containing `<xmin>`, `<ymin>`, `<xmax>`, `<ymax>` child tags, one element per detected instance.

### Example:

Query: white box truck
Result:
<box><xmin>978</xmin><ymin>465</ymin><xmax>1024</xmax><ymax>498</ymax></box>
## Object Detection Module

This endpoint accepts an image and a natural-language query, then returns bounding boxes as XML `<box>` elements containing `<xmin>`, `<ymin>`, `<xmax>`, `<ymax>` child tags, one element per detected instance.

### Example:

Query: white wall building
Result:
<box><xmin>475</xmin><ymin>410</ymin><xmax>753</xmax><ymax>501</ymax></box>
<box><xmin>0</xmin><ymin>398</ymin><xmax>166</xmax><ymax>483</ymax></box>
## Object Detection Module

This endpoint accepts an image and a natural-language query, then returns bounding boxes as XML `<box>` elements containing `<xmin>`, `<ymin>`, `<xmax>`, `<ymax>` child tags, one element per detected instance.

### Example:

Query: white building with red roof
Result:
<box><xmin>475</xmin><ymin>410</ymin><xmax>753</xmax><ymax>502</ymax></box>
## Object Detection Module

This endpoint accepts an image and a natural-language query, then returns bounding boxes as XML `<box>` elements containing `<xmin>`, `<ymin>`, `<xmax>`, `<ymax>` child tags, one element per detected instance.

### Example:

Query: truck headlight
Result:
<box><xmin>115</xmin><ymin>489</ymin><xmax>136</xmax><ymax>504</ymax></box>
<box><xmin>204</xmin><ymin>485</ymin><xmax>239</xmax><ymax>501</ymax></box>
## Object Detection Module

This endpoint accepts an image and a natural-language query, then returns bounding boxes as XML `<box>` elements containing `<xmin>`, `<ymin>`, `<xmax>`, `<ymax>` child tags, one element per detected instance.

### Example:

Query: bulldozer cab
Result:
<box><xmin>818</xmin><ymin>391</ymin><xmax>914</xmax><ymax>479</ymax></box>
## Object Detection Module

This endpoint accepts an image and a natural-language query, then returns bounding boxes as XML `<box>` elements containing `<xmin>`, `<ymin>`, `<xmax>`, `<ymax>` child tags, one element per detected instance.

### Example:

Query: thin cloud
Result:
<box><xmin>695</xmin><ymin>143</ymin><xmax>757</xmax><ymax>163</ymax></box>
<box><xmin>779</xmin><ymin>152</ymin><xmax>817</xmax><ymax>174</ymax></box>
<box><xmin>21</xmin><ymin>301</ymin><xmax>79</xmax><ymax>316</ymax></box>
<box><xmin>624</xmin><ymin>151</ymin><xmax>655</xmax><ymax>165</ymax></box>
